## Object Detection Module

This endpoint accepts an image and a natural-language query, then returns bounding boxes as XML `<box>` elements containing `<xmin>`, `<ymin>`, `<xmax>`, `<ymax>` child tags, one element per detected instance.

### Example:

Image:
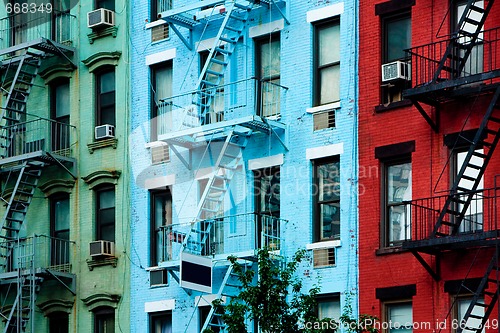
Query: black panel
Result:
<box><xmin>375</xmin><ymin>0</ymin><xmax>415</xmax><ymax>16</ymax></box>
<box><xmin>181</xmin><ymin>260</ymin><xmax>211</xmax><ymax>287</ymax></box>
<box><xmin>444</xmin><ymin>278</ymin><xmax>483</xmax><ymax>295</ymax></box>
<box><xmin>443</xmin><ymin>129</ymin><xmax>484</xmax><ymax>148</ymax></box>
<box><xmin>376</xmin><ymin>284</ymin><xmax>416</xmax><ymax>300</ymax></box>
<box><xmin>375</xmin><ymin>140</ymin><xmax>415</xmax><ymax>159</ymax></box>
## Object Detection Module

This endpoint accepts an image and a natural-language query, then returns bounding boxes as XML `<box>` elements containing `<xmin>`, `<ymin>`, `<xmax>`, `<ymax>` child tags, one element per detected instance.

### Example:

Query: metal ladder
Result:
<box><xmin>0</xmin><ymin>162</ymin><xmax>44</xmax><ymax>270</ymax></box>
<box><xmin>456</xmin><ymin>249</ymin><xmax>500</xmax><ymax>333</ymax></box>
<box><xmin>182</xmin><ymin>128</ymin><xmax>250</xmax><ymax>256</ymax></box>
<box><xmin>184</xmin><ymin>1</ymin><xmax>255</xmax><ymax>128</ymax></box>
<box><xmin>432</xmin><ymin>86</ymin><xmax>500</xmax><ymax>237</ymax></box>
<box><xmin>433</xmin><ymin>0</ymin><xmax>494</xmax><ymax>81</ymax></box>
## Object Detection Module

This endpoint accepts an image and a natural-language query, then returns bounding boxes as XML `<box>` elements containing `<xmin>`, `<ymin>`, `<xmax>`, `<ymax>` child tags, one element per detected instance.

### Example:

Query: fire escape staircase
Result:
<box><xmin>431</xmin><ymin>86</ymin><xmax>500</xmax><ymax>239</ymax></box>
<box><xmin>433</xmin><ymin>0</ymin><xmax>494</xmax><ymax>82</ymax></box>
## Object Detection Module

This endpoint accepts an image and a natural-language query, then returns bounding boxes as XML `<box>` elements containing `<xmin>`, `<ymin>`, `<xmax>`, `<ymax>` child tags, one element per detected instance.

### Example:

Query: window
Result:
<box><xmin>314</xmin><ymin>19</ymin><xmax>340</xmax><ymax>106</ymax></box>
<box><xmin>317</xmin><ymin>295</ymin><xmax>341</xmax><ymax>325</ymax></box>
<box><xmin>151</xmin><ymin>62</ymin><xmax>173</xmax><ymax>140</ymax></box>
<box><xmin>454</xmin><ymin>297</ymin><xmax>484</xmax><ymax>333</ymax></box>
<box><xmin>384</xmin><ymin>302</ymin><xmax>412</xmax><ymax>333</ymax></box>
<box><xmin>198</xmin><ymin>178</ymin><xmax>224</xmax><ymax>255</ymax></box>
<box><xmin>313</xmin><ymin>158</ymin><xmax>340</xmax><ymax>241</ymax></box>
<box><xmin>200</xmin><ymin>51</ymin><xmax>225</xmax><ymax>124</ymax></box>
<box><xmin>96</xmin><ymin>187</ymin><xmax>115</xmax><ymax>242</ymax></box>
<box><xmin>452</xmin><ymin>148</ymin><xmax>484</xmax><ymax>233</ymax></box>
<box><xmin>96</xmin><ymin>0</ymin><xmax>114</xmax><ymax>11</ymax></box>
<box><xmin>150</xmin><ymin>189</ymin><xmax>172</xmax><ymax>265</ymax></box>
<box><xmin>50</xmin><ymin>194</ymin><xmax>70</xmax><ymax>266</ymax></box>
<box><xmin>10</xmin><ymin>0</ymin><xmax>28</xmax><ymax>47</ymax></box>
<box><xmin>151</xmin><ymin>0</ymin><xmax>171</xmax><ymax>41</ymax></box>
<box><xmin>254</xmin><ymin>168</ymin><xmax>280</xmax><ymax>249</ymax></box>
<box><xmin>199</xmin><ymin>306</ymin><xmax>220</xmax><ymax>333</ymax></box>
<box><xmin>51</xmin><ymin>80</ymin><xmax>70</xmax><ymax>152</ymax></box>
<box><xmin>256</xmin><ymin>35</ymin><xmax>280</xmax><ymax>117</ymax></box>
<box><xmin>94</xmin><ymin>307</ymin><xmax>115</xmax><ymax>333</ymax></box>
<box><xmin>48</xmin><ymin>311</ymin><xmax>69</xmax><ymax>333</ymax></box>
<box><xmin>381</xmin><ymin>13</ymin><xmax>411</xmax><ymax>104</ymax></box>
<box><xmin>150</xmin><ymin>311</ymin><xmax>172</xmax><ymax>333</ymax></box>
<box><xmin>384</xmin><ymin>159</ymin><xmax>412</xmax><ymax>247</ymax></box>
<box><xmin>313</xmin><ymin>110</ymin><xmax>336</xmax><ymax>131</ymax></box>
<box><xmin>96</xmin><ymin>68</ymin><xmax>116</xmax><ymax>128</ymax></box>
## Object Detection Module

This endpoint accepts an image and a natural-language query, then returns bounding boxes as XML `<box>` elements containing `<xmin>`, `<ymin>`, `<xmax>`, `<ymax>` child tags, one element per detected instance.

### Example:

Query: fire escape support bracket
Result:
<box><xmin>412</xmin><ymin>100</ymin><xmax>439</xmax><ymax>133</ymax></box>
<box><xmin>411</xmin><ymin>251</ymin><xmax>440</xmax><ymax>281</ymax></box>
<box><xmin>45</xmin><ymin>39</ymin><xmax>77</xmax><ymax>69</ymax></box>
<box><xmin>167</xmin><ymin>23</ymin><xmax>193</xmax><ymax>51</ymax></box>
<box><xmin>262</xmin><ymin>118</ymin><xmax>288</xmax><ymax>151</ymax></box>
<box><xmin>169</xmin><ymin>144</ymin><xmax>192</xmax><ymax>170</ymax></box>
<box><xmin>45</xmin><ymin>269</ymin><xmax>76</xmax><ymax>296</ymax></box>
<box><xmin>269</xmin><ymin>0</ymin><xmax>290</xmax><ymax>25</ymax></box>
<box><xmin>167</xmin><ymin>269</ymin><xmax>192</xmax><ymax>296</ymax></box>
<box><xmin>46</xmin><ymin>152</ymin><xmax>77</xmax><ymax>180</ymax></box>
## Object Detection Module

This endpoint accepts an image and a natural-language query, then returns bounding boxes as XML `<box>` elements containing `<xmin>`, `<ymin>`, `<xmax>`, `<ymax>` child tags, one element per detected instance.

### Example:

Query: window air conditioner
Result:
<box><xmin>87</xmin><ymin>8</ymin><xmax>115</xmax><ymax>29</ymax></box>
<box><xmin>90</xmin><ymin>240</ymin><xmax>115</xmax><ymax>257</ymax></box>
<box><xmin>381</xmin><ymin>61</ymin><xmax>411</xmax><ymax>82</ymax></box>
<box><xmin>150</xmin><ymin>269</ymin><xmax>168</xmax><ymax>287</ymax></box>
<box><xmin>95</xmin><ymin>124</ymin><xmax>115</xmax><ymax>140</ymax></box>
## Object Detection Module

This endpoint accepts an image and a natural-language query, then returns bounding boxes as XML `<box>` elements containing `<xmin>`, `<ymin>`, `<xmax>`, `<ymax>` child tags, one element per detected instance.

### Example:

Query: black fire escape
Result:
<box><xmin>402</xmin><ymin>1</ymin><xmax>500</xmax><ymax>332</ymax></box>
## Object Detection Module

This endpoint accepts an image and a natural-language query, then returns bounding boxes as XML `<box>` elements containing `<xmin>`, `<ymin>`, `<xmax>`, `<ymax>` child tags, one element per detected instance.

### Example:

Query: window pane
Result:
<box><xmin>388</xmin><ymin>303</ymin><xmax>412</xmax><ymax>333</ymax></box>
<box><xmin>154</xmin><ymin>66</ymin><xmax>173</xmax><ymax>104</ymax></box>
<box><xmin>55</xmin><ymin>83</ymin><xmax>70</xmax><ymax>118</ymax></box>
<box><xmin>387</xmin><ymin>163</ymin><xmax>412</xmax><ymax>203</ymax></box>
<box><xmin>318</xmin><ymin>299</ymin><xmax>341</xmax><ymax>320</ymax></box>
<box><xmin>54</xmin><ymin>197</ymin><xmax>70</xmax><ymax>233</ymax></box>
<box><xmin>152</xmin><ymin>312</ymin><xmax>173</xmax><ymax>333</ymax></box>
<box><xmin>96</xmin><ymin>0</ymin><xmax>114</xmax><ymax>11</ymax></box>
<box><xmin>386</xmin><ymin>17</ymin><xmax>411</xmax><ymax>62</ymax></box>
<box><xmin>100</xmin><ymin>71</ymin><xmax>115</xmax><ymax>94</ymax></box>
<box><xmin>458</xmin><ymin>298</ymin><xmax>484</xmax><ymax>333</ymax></box>
<box><xmin>320</xmin><ymin>65</ymin><xmax>340</xmax><ymax>104</ymax></box>
<box><xmin>260</xmin><ymin>39</ymin><xmax>280</xmax><ymax>79</ymax></box>
<box><xmin>99</xmin><ymin>190</ymin><xmax>115</xmax><ymax>209</ymax></box>
<box><xmin>318</xmin><ymin>162</ymin><xmax>340</xmax><ymax>202</ymax></box>
<box><xmin>320</xmin><ymin>202</ymin><xmax>340</xmax><ymax>240</ymax></box>
<box><xmin>319</xmin><ymin>23</ymin><xmax>340</xmax><ymax>65</ymax></box>
<box><xmin>259</xmin><ymin>171</ymin><xmax>280</xmax><ymax>214</ymax></box>
<box><xmin>388</xmin><ymin>204</ymin><xmax>411</xmax><ymax>243</ymax></box>
<box><xmin>100</xmin><ymin>223</ymin><xmax>115</xmax><ymax>242</ymax></box>
<box><xmin>49</xmin><ymin>312</ymin><xmax>69</xmax><ymax>333</ymax></box>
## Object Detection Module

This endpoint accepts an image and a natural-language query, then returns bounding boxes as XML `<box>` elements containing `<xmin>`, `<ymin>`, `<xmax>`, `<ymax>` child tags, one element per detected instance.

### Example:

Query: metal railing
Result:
<box><xmin>0</xmin><ymin>11</ymin><xmax>75</xmax><ymax>50</ymax></box>
<box><xmin>406</xmin><ymin>188</ymin><xmax>499</xmax><ymax>242</ymax></box>
<box><xmin>155</xmin><ymin>78</ymin><xmax>287</xmax><ymax>136</ymax></box>
<box><xmin>0</xmin><ymin>235</ymin><xmax>74</xmax><ymax>274</ymax></box>
<box><xmin>0</xmin><ymin>113</ymin><xmax>76</xmax><ymax>158</ymax></box>
<box><xmin>405</xmin><ymin>26</ymin><xmax>500</xmax><ymax>88</ymax></box>
<box><xmin>157</xmin><ymin>213</ymin><xmax>287</xmax><ymax>262</ymax></box>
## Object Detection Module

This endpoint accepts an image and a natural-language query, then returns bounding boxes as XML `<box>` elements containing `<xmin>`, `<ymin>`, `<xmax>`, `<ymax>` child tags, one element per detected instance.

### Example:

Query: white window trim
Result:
<box><xmin>248</xmin><ymin>154</ymin><xmax>284</xmax><ymax>170</ymax></box>
<box><xmin>307</xmin><ymin>102</ymin><xmax>341</xmax><ymax>114</ymax></box>
<box><xmin>145</xmin><ymin>299</ymin><xmax>175</xmax><ymax>313</ymax></box>
<box><xmin>145</xmin><ymin>48</ymin><xmax>177</xmax><ymax>66</ymax></box>
<box><xmin>306</xmin><ymin>143</ymin><xmax>344</xmax><ymax>160</ymax></box>
<box><xmin>307</xmin><ymin>3</ymin><xmax>344</xmax><ymax>23</ymax></box>
<box><xmin>249</xmin><ymin>19</ymin><xmax>285</xmax><ymax>38</ymax></box>
<box><xmin>306</xmin><ymin>240</ymin><xmax>341</xmax><ymax>250</ymax></box>
<box><xmin>145</xmin><ymin>20</ymin><xmax>167</xmax><ymax>29</ymax></box>
<box><xmin>144</xmin><ymin>175</ymin><xmax>176</xmax><ymax>189</ymax></box>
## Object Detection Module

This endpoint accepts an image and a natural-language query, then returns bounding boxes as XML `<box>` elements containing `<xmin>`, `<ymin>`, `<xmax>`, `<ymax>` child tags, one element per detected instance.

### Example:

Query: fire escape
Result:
<box><xmin>153</xmin><ymin>1</ymin><xmax>288</xmax><ymax>331</ymax></box>
<box><xmin>0</xmin><ymin>10</ymin><xmax>77</xmax><ymax>333</ymax></box>
<box><xmin>402</xmin><ymin>1</ymin><xmax>500</xmax><ymax>332</ymax></box>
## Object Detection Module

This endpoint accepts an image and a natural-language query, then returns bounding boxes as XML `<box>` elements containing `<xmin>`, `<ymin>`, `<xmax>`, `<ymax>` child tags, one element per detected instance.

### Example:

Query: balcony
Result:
<box><xmin>154</xmin><ymin>78</ymin><xmax>287</xmax><ymax>147</ymax></box>
<box><xmin>402</xmin><ymin>188</ymin><xmax>500</xmax><ymax>254</ymax></box>
<box><xmin>0</xmin><ymin>11</ymin><xmax>75</xmax><ymax>57</ymax></box>
<box><xmin>0</xmin><ymin>113</ymin><xmax>77</xmax><ymax>166</ymax></box>
<box><xmin>403</xmin><ymin>26</ymin><xmax>500</xmax><ymax>104</ymax></box>
<box><xmin>156</xmin><ymin>213</ymin><xmax>287</xmax><ymax>265</ymax></box>
<box><xmin>0</xmin><ymin>235</ymin><xmax>75</xmax><ymax>277</ymax></box>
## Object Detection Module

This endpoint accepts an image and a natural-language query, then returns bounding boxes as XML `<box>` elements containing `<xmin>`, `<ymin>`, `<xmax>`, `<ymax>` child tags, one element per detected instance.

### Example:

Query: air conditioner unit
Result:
<box><xmin>95</xmin><ymin>124</ymin><xmax>115</xmax><ymax>140</ymax></box>
<box><xmin>90</xmin><ymin>240</ymin><xmax>115</xmax><ymax>257</ymax></box>
<box><xmin>150</xmin><ymin>269</ymin><xmax>168</xmax><ymax>287</ymax></box>
<box><xmin>382</xmin><ymin>61</ymin><xmax>411</xmax><ymax>82</ymax></box>
<box><xmin>87</xmin><ymin>8</ymin><xmax>115</xmax><ymax>29</ymax></box>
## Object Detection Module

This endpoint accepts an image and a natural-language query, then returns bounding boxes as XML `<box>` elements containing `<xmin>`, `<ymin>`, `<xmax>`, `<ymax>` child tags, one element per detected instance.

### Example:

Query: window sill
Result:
<box><xmin>375</xmin><ymin>246</ymin><xmax>408</xmax><ymax>256</ymax></box>
<box><xmin>306</xmin><ymin>102</ymin><xmax>341</xmax><ymax>114</ymax></box>
<box><xmin>306</xmin><ymin>240</ymin><xmax>341</xmax><ymax>250</ymax></box>
<box><xmin>145</xmin><ymin>20</ymin><xmax>166</xmax><ymax>29</ymax></box>
<box><xmin>87</xmin><ymin>257</ymin><xmax>118</xmax><ymax>270</ymax></box>
<box><xmin>88</xmin><ymin>26</ymin><xmax>118</xmax><ymax>44</ymax></box>
<box><xmin>374</xmin><ymin>99</ymin><xmax>412</xmax><ymax>113</ymax></box>
<box><xmin>88</xmin><ymin>138</ymin><xmax>118</xmax><ymax>154</ymax></box>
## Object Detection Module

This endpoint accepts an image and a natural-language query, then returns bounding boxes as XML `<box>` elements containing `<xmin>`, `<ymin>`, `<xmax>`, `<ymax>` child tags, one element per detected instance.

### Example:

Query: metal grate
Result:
<box><xmin>152</xmin><ymin>24</ymin><xmax>169</xmax><ymax>42</ymax></box>
<box><xmin>313</xmin><ymin>110</ymin><xmax>335</xmax><ymax>131</ymax></box>
<box><xmin>313</xmin><ymin>248</ymin><xmax>335</xmax><ymax>268</ymax></box>
<box><xmin>150</xmin><ymin>269</ymin><xmax>169</xmax><ymax>287</ymax></box>
<box><xmin>151</xmin><ymin>144</ymin><xmax>170</xmax><ymax>164</ymax></box>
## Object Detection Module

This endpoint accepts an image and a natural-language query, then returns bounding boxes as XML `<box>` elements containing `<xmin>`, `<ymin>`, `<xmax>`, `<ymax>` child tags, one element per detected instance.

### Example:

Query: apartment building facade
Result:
<box><xmin>0</xmin><ymin>1</ymin><xmax>130</xmax><ymax>332</ymax></box>
<box><xmin>129</xmin><ymin>0</ymin><xmax>359</xmax><ymax>331</ymax></box>
<box><xmin>359</xmin><ymin>0</ymin><xmax>500</xmax><ymax>332</ymax></box>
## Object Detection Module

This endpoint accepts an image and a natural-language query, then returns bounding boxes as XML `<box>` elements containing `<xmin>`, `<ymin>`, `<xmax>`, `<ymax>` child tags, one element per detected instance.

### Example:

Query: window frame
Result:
<box><xmin>95</xmin><ymin>186</ymin><xmax>116</xmax><ymax>242</ymax></box>
<box><xmin>150</xmin><ymin>61</ymin><xmax>173</xmax><ymax>141</ymax></box>
<box><xmin>95</xmin><ymin>0</ymin><xmax>114</xmax><ymax>11</ymax></box>
<box><xmin>255</xmin><ymin>33</ymin><xmax>281</xmax><ymax>118</ymax></box>
<box><xmin>48</xmin><ymin>311</ymin><xmax>69</xmax><ymax>333</ymax></box>
<box><xmin>382</xmin><ymin>12</ymin><xmax>411</xmax><ymax>64</ymax></box>
<box><xmin>312</xmin><ymin>157</ymin><xmax>341</xmax><ymax>242</ymax></box>
<box><xmin>313</xmin><ymin>18</ymin><xmax>341</xmax><ymax>107</ymax></box>
<box><xmin>94</xmin><ymin>307</ymin><xmax>115</xmax><ymax>333</ymax></box>
<box><xmin>50</xmin><ymin>79</ymin><xmax>70</xmax><ymax>151</ymax></box>
<box><xmin>150</xmin><ymin>188</ymin><xmax>172</xmax><ymax>266</ymax></box>
<box><xmin>316</xmin><ymin>293</ymin><xmax>341</xmax><ymax>323</ymax></box>
<box><xmin>381</xmin><ymin>156</ymin><xmax>412</xmax><ymax>248</ymax></box>
<box><xmin>95</xmin><ymin>67</ymin><xmax>116</xmax><ymax>128</ymax></box>
<box><xmin>149</xmin><ymin>310</ymin><xmax>172</xmax><ymax>333</ymax></box>
<box><xmin>50</xmin><ymin>193</ymin><xmax>70</xmax><ymax>266</ymax></box>
<box><xmin>382</xmin><ymin>301</ymin><xmax>413</xmax><ymax>333</ymax></box>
